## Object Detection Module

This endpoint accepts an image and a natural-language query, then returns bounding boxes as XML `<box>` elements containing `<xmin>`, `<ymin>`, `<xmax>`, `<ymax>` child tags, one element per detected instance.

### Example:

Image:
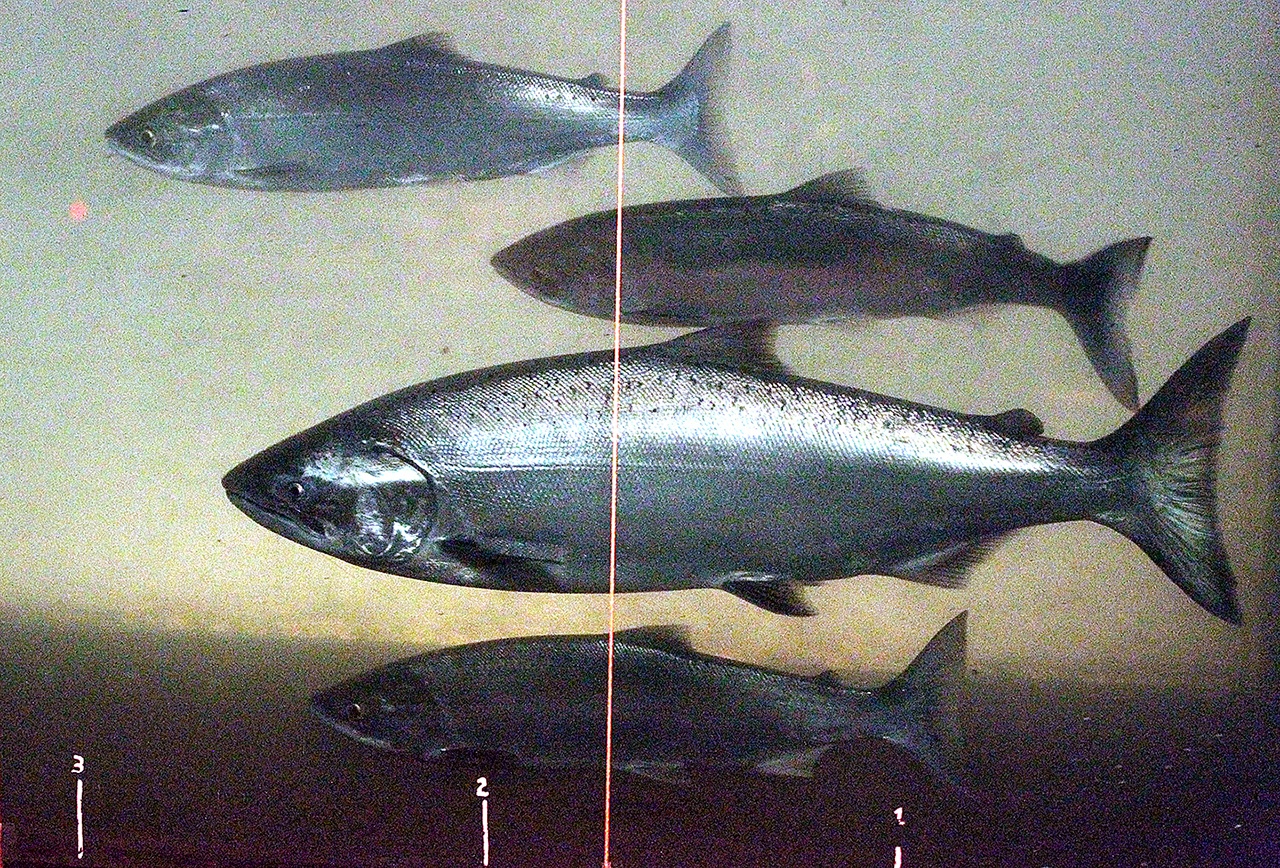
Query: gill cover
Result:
<box><xmin>223</xmin><ymin>433</ymin><xmax>437</xmax><ymax>566</ymax></box>
<box><xmin>105</xmin><ymin>87</ymin><xmax>229</xmax><ymax>179</ymax></box>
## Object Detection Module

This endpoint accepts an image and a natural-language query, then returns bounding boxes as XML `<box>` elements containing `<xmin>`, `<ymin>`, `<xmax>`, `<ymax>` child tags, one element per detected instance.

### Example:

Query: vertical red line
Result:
<box><xmin>602</xmin><ymin>3</ymin><xmax>628</xmax><ymax>867</ymax></box>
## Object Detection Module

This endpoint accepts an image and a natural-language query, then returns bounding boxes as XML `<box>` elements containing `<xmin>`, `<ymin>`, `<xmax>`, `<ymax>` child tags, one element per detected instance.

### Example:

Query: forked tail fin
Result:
<box><xmin>1057</xmin><ymin>237</ymin><xmax>1151</xmax><ymax>411</ymax></box>
<box><xmin>652</xmin><ymin>22</ymin><xmax>742</xmax><ymax>195</ymax></box>
<box><xmin>877</xmin><ymin>612</ymin><xmax>967</xmax><ymax>789</ymax></box>
<box><xmin>1093</xmin><ymin>318</ymin><xmax>1250</xmax><ymax>624</ymax></box>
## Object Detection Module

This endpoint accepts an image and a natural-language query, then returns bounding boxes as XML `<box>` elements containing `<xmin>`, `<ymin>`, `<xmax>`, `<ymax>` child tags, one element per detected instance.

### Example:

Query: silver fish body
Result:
<box><xmin>222</xmin><ymin>320</ymin><xmax>1248</xmax><ymax>623</ymax></box>
<box><xmin>105</xmin><ymin>25</ymin><xmax>739</xmax><ymax>193</ymax></box>
<box><xmin>310</xmin><ymin>614</ymin><xmax>967</xmax><ymax>784</ymax></box>
<box><xmin>491</xmin><ymin>171</ymin><xmax>1149</xmax><ymax>409</ymax></box>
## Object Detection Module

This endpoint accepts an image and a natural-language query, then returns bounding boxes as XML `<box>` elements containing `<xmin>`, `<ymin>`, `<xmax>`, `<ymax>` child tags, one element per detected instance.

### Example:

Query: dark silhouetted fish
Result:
<box><xmin>105</xmin><ymin>24</ymin><xmax>739</xmax><ymax>193</ymax></box>
<box><xmin>491</xmin><ymin>171</ymin><xmax>1149</xmax><ymax>409</ymax></box>
<box><xmin>222</xmin><ymin>319</ymin><xmax>1249</xmax><ymax>623</ymax></box>
<box><xmin>311</xmin><ymin>613</ymin><xmax>968</xmax><ymax>785</ymax></box>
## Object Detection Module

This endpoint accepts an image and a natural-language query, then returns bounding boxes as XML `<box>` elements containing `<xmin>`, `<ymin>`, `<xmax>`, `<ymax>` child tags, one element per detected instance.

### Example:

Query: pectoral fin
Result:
<box><xmin>437</xmin><ymin>538</ymin><xmax>565</xmax><ymax>592</ymax></box>
<box><xmin>722</xmin><ymin>577</ymin><xmax>815</xmax><ymax>616</ymax></box>
<box><xmin>233</xmin><ymin>162</ymin><xmax>314</xmax><ymax>183</ymax></box>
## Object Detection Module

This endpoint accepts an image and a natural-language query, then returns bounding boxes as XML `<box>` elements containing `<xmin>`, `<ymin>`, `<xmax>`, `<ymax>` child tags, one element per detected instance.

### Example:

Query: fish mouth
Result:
<box><xmin>103</xmin><ymin>129</ymin><xmax>208</xmax><ymax>181</ymax></box>
<box><xmin>103</xmin><ymin>140</ymin><xmax>175</xmax><ymax>175</ymax></box>
<box><xmin>307</xmin><ymin>696</ymin><xmax>395</xmax><ymax>749</ymax></box>
<box><xmin>225</xmin><ymin>491</ymin><xmax>332</xmax><ymax>552</ymax></box>
<box><xmin>488</xmin><ymin>246</ymin><xmax>540</xmax><ymax>293</ymax></box>
<box><xmin>103</xmin><ymin>136</ymin><xmax>152</xmax><ymax>167</ymax></box>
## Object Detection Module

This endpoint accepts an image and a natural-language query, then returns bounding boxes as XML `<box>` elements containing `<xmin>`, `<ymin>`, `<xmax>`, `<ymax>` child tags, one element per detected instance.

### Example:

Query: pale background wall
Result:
<box><xmin>1</xmin><ymin>0</ymin><xmax>1276</xmax><ymax>696</ymax></box>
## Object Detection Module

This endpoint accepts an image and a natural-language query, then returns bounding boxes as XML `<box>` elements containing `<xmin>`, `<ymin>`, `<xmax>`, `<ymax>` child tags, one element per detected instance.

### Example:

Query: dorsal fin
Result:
<box><xmin>637</xmin><ymin>324</ymin><xmax>790</xmax><ymax>376</ymax></box>
<box><xmin>579</xmin><ymin>72</ymin><xmax>613</xmax><ymax>88</ymax></box>
<box><xmin>615</xmin><ymin>626</ymin><xmax>694</xmax><ymax>654</ymax></box>
<box><xmin>381</xmin><ymin>32</ymin><xmax>463</xmax><ymax>59</ymax></box>
<box><xmin>812</xmin><ymin>669</ymin><xmax>854</xmax><ymax>688</ymax></box>
<box><xmin>980</xmin><ymin>408</ymin><xmax>1044</xmax><ymax>438</ymax></box>
<box><xmin>779</xmin><ymin>170</ymin><xmax>878</xmax><ymax>206</ymax></box>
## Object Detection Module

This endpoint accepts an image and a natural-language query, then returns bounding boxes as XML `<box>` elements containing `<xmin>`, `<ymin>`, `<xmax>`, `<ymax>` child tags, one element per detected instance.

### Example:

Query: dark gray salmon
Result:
<box><xmin>491</xmin><ymin>171</ymin><xmax>1149</xmax><ymax>409</ymax></box>
<box><xmin>104</xmin><ymin>24</ymin><xmax>739</xmax><ymax>193</ymax></box>
<box><xmin>222</xmin><ymin>319</ymin><xmax>1249</xmax><ymax>623</ymax></box>
<box><xmin>310</xmin><ymin>613</ymin><xmax>968</xmax><ymax>785</ymax></box>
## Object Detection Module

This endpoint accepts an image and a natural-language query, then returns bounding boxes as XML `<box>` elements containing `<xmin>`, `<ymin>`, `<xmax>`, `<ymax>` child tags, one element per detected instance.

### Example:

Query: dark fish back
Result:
<box><xmin>427</xmin><ymin>633</ymin><xmax>857</xmax><ymax>771</ymax></box>
<box><xmin>491</xmin><ymin>173</ymin><xmax>1149</xmax><ymax>407</ymax></box>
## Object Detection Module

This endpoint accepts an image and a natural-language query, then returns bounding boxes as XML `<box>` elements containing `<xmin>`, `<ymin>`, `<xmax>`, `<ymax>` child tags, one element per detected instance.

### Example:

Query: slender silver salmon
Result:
<box><xmin>311</xmin><ymin>614</ymin><xmax>968</xmax><ymax>785</ymax></box>
<box><xmin>491</xmin><ymin>171</ymin><xmax>1149</xmax><ymax>409</ymax></box>
<box><xmin>222</xmin><ymin>319</ymin><xmax>1249</xmax><ymax>623</ymax></box>
<box><xmin>105</xmin><ymin>24</ymin><xmax>739</xmax><ymax>193</ymax></box>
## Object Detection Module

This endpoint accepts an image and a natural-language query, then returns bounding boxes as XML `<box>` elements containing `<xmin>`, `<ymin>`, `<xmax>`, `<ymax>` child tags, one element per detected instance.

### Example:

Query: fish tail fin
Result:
<box><xmin>1093</xmin><ymin>318</ymin><xmax>1250</xmax><ymax>624</ymax></box>
<box><xmin>875</xmin><ymin>612</ymin><xmax>967</xmax><ymax>789</ymax></box>
<box><xmin>651</xmin><ymin>22</ymin><xmax>742</xmax><ymax>194</ymax></box>
<box><xmin>1056</xmin><ymin>237</ymin><xmax>1151</xmax><ymax>410</ymax></box>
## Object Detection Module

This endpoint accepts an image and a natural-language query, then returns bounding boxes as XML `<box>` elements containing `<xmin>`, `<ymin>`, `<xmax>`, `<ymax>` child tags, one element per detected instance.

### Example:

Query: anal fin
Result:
<box><xmin>619</xmin><ymin>761</ymin><xmax>691</xmax><ymax>784</ymax></box>
<box><xmin>881</xmin><ymin>536</ymin><xmax>1009</xmax><ymax>589</ymax></box>
<box><xmin>754</xmin><ymin>745</ymin><xmax>832</xmax><ymax>778</ymax></box>
<box><xmin>722</xmin><ymin>577</ymin><xmax>815</xmax><ymax>616</ymax></box>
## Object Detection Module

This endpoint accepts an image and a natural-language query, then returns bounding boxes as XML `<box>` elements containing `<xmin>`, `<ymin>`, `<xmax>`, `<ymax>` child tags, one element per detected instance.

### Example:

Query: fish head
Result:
<box><xmin>490</xmin><ymin>221</ymin><xmax>618</xmax><ymax>319</ymax></box>
<box><xmin>222</xmin><ymin>423</ymin><xmax>437</xmax><ymax>568</ymax></box>
<box><xmin>310</xmin><ymin>663</ymin><xmax>449</xmax><ymax>755</ymax></box>
<box><xmin>105</xmin><ymin>87</ymin><xmax>233</xmax><ymax>182</ymax></box>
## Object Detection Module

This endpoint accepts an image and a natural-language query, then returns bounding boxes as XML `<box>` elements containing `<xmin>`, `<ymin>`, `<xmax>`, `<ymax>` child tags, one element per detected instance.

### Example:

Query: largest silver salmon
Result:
<box><xmin>104</xmin><ymin>24</ymin><xmax>739</xmax><ymax>193</ymax></box>
<box><xmin>222</xmin><ymin>320</ymin><xmax>1249</xmax><ymax>623</ymax></box>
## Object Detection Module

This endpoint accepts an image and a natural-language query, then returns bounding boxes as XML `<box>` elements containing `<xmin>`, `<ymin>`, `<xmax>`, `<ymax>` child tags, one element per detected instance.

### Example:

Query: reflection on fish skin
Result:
<box><xmin>104</xmin><ymin>24</ymin><xmax>740</xmax><ymax>194</ymax></box>
<box><xmin>223</xmin><ymin>320</ymin><xmax>1250</xmax><ymax>623</ymax></box>
<box><xmin>491</xmin><ymin>170</ymin><xmax>1149</xmax><ymax>410</ymax></box>
<box><xmin>310</xmin><ymin>613</ymin><xmax>969</xmax><ymax>788</ymax></box>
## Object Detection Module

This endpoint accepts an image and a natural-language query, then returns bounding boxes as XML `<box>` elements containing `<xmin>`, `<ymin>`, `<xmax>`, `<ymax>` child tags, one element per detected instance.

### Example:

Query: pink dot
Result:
<box><xmin>68</xmin><ymin>201</ymin><xmax>89</xmax><ymax>222</ymax></box>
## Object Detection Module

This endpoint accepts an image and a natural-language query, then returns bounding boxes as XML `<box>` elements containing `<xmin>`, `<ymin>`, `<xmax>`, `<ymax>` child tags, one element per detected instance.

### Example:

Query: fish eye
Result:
<box><xmin>273</xmin><ymin>478</ymin><xmax>309</xmax><ymax>506</ymax></box>
<box><xmin>141</xmin><ymin>128</ymin><xmax>157</xmax><ymax>148</ymax></box>
<box><xmin>341</xmin><ymin>702</ymin><xmax>365</xmax><ymax>722</ymax></box>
